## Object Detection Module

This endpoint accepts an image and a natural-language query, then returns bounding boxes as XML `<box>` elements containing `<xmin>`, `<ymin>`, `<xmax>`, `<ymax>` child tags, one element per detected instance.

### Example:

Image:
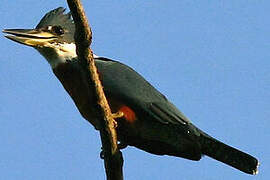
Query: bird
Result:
<box><xmin>3</xmin><ymin>7</ymin><xmax>259</xmax><ymax>175</ymax></box>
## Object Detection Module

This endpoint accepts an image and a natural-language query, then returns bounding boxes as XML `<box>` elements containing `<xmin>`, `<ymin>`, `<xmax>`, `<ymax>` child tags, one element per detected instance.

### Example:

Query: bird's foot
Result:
<box><xmin>118</xmin><ymin>142</ymin><xmax>128</xmax><ymax>149</ymax></box>
<box><xmin>100</xmin><ymin>147</ymin><xmax>105</xmax><ymax>159</ymax></box>
<box><xmin>112</xmin><ymin>111</ymin><xmax>124</xmax><ymax>119</ymax></box>
<box><xmin>111</xmin><ymin>111</ymin><xmax>124</xmax><ymax>128</ymax></box>
<box><xmin>99</xmin><ymin>142</ymin><xmax>127</xmax><ymax>159</ymax></box>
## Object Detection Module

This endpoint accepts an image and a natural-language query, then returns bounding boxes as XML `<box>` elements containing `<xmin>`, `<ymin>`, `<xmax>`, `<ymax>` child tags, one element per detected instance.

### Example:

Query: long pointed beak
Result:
<box><xmin>3</xmin><ymin>29</ymin><xmax>57</xmax><ymax>47</ymax></box>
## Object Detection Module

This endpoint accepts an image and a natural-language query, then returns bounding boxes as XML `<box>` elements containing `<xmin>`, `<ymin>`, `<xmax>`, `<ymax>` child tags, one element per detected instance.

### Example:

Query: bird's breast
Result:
<box><xmin>52</xmin><ymin>62</ymin><xmax>101</xmax><ymax>129</ymax></box>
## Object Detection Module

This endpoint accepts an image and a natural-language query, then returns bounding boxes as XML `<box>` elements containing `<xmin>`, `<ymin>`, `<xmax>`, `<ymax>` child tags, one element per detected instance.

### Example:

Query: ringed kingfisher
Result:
<box><xmin>3</xmin><ymin>7</ymin><xmax>259</xmax><ymax>175</ymax></box>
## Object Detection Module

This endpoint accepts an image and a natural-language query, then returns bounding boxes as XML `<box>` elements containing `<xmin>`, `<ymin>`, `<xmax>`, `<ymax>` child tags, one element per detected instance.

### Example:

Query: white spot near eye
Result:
<box><xmin>47</xmin><ymin>26</ymin><xmax>52</xmax><ymax>31</ymax></box>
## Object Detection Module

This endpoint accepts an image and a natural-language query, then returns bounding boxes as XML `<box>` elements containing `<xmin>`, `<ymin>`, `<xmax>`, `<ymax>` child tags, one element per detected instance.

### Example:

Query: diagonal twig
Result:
<box><xmin>66</xmin><ymin>1</ymin><xmax>124</xmax><ymax>179</ymax></box>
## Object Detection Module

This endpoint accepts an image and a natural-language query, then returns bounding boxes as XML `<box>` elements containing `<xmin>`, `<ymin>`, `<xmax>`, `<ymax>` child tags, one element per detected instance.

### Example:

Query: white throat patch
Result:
<box><xmin>36</xmin><ymin>43</ymin><xmax>99</xmax><ymax>68</ymax></box>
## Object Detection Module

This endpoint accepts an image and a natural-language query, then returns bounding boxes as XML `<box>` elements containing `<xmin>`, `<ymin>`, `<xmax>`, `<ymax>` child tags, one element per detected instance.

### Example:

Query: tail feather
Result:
<box><xmin>199</xmin><ymin>133</ymin><xmax>259</xmax><ymax>175</ymax></box>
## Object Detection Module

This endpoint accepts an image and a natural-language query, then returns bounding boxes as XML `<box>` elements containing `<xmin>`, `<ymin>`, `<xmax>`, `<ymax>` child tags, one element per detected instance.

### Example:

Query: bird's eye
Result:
<box><xmin>51</xmin><ymin>26</ymin><xmax>64</xmax><ymax>36</ymax></box>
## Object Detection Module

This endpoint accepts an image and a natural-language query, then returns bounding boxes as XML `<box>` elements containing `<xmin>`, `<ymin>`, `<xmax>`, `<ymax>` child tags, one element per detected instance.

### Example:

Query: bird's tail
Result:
<box><xmin>199</xmin><ymin>132</ymin><xmax>259</xmax><ymax>175</ymax></box>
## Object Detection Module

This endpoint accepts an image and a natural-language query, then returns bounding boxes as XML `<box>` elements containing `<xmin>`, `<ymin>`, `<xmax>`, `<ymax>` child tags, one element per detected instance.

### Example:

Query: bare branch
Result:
<box><xmin>66</xmin><ymin>1</ymin><xmax>124</xmax><ymax>179</ymax></box>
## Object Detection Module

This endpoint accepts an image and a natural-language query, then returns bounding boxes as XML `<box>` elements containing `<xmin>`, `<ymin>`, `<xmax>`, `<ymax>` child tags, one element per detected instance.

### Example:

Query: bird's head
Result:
<box><xmin>3</xmin><ymin>7</ymin><xmax>77</xmax><ymax>68</ymax></box>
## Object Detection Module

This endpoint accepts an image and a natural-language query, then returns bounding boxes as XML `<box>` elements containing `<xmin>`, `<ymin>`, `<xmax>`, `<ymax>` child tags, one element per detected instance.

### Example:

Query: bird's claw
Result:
<box><xmin>112</xmin><ymin>111</ymin><xmax>124</xmax><ymax>119</ymax></box>
<box><xmin>111</xmin><ymin>111</ymin><xmax>124</xmax><ymax>128</ymax></box>
<box><xmin>100</xmin><ymin>147</ymin><xmax>105</xmax><ymax>159</ymax></box>
<box><xmin>118</xmin><ymin>142</ymin><xmax>128</xmax><ymax>149</ymax></box>
<box><xmin>100</xmin><ymin>142</ymin><xmax>127</xmax><ymax>159</ymax></box>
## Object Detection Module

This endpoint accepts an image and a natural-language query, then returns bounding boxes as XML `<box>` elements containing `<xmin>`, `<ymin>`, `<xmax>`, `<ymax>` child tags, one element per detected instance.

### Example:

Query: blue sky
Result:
<box><xmin>0</xmin><ymin>1</ymin><xmax>269</xmax><ymax>179</ymax></box>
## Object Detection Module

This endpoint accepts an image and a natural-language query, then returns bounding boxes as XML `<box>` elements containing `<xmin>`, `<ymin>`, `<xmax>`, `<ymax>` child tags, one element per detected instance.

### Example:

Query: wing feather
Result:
<box><xmin>95</xmin><ymin>57</ymin><xmax>191</xmax><ymax>126</ymax></box>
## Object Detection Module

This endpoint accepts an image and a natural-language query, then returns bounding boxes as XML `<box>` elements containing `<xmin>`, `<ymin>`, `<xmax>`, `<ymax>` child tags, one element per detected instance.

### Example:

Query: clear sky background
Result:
<box><xmin>0</xmin><ymin>1</ymin><xmax>269</xmax><ymax>180</ymax></box>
